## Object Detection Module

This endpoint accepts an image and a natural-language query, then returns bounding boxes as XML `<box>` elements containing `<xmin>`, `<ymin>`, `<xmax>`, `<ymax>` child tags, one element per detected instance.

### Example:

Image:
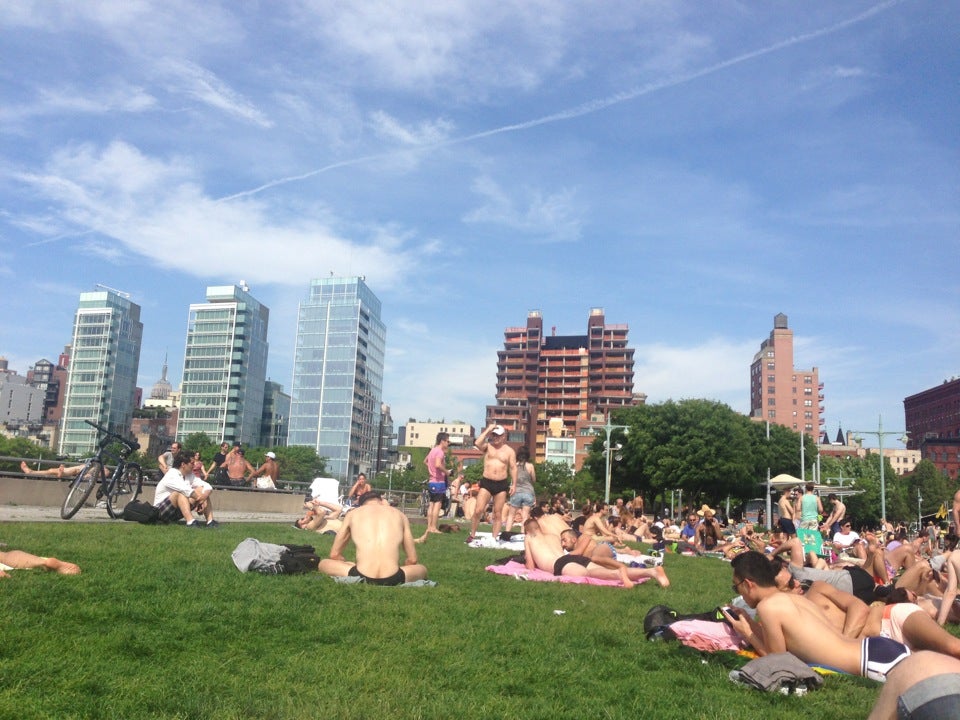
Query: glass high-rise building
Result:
<box><xmin>59</xmin><ymin>288</ymin><xmax>143</xmax><ymax>456</ymax></box>
<box><xmin>177</xmin><ymin>284</ymin><xmax>269</xmax><ymax>446</ymax></box>
<box><xmin>288</xmin><ymin>276</ymin><xmax>385</xmax><ymax>481</ymax></box>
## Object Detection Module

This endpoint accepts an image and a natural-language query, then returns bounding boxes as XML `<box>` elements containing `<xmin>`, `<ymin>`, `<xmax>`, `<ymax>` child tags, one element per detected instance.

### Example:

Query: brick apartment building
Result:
<box><xmin>904</xmin><ymin>376</ymin><xmax>960</xmax><ymax>480</ymax></box>
<box><xmin>749</xmin><ymin>313</ymin><xmax>822</xmax><ymax>435</ymax></box>
<box><xmin>485</xmin><ymin>308</ymin><xmax>636</xmax><ymax>462</ymax></box>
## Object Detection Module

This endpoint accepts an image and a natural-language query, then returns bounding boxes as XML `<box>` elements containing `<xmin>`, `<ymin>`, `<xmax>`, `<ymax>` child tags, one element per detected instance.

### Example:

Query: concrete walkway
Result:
<box><xmin>0</xmin><ymin>504</ymin><xmax>297</xmax><ymax>524</ymax></box>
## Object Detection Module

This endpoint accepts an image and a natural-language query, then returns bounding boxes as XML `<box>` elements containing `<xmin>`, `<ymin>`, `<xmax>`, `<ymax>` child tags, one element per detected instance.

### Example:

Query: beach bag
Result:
<box><xmin>122</xmin><ymin>500</ymin><xmax>160</xmax><ymax>524</ymax></box>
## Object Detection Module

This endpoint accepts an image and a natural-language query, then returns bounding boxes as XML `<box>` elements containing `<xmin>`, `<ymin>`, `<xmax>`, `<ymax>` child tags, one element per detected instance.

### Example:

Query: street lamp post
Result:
<box><xmin>851</xmin><ymin>414</ymin><xmax>908</xmax><ymax>525</ymax></box>
<box><xmin>597</xmin><ymin>414</ymin><xmax>629</xmax><ymax>504</ymax></box>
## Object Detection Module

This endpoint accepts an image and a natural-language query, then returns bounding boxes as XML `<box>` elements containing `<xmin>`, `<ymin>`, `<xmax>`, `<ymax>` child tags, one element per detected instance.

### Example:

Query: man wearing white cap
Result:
<box><xmin>253</xmin><ymin>451</ymin><xmax>279</xmax><ymax>490</ymax></box>
<box><xmin>468</xmin><ymin>424</ymin><xmax>517</xmax><ymax>543</ymax></box>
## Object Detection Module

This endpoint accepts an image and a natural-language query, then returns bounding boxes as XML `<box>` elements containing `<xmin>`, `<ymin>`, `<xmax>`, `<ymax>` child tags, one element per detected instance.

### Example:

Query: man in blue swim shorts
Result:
<box><xmin>723</xmin><ymin>551</ymin><xmax>909</xmax><ymax>682</ymax></box>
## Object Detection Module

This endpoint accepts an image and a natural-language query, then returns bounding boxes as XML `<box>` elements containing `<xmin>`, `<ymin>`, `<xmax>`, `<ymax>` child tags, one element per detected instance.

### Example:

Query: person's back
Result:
<box><xmin>348</xmin><ymin>501</ymin><xmax>408</xmax><ymax>578</ymax></box>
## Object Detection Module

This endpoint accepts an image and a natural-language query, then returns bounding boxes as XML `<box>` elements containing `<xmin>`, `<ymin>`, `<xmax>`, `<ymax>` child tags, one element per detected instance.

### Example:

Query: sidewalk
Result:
<box><xmin>0</xmin><ymin>504</ymin><xmax>297</xmax><ymax>524</ymax></box>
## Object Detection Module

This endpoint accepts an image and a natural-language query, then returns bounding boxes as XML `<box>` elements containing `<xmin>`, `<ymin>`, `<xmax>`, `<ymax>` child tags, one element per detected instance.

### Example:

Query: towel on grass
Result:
<box><xmin>667</xmin><ymin>619</ymin><xmax>743</xmax><ymax>652</ymax></box>
<box><xmin>485</xmin><ymin>560</ymin><xmax>647</xmax><ymax>587</ymax></box>
<box><xmin>729</xmin><ymin>652</ymin><xmax>824</xmax><ymax>693</ymax></box>
<box><xmin>331</xmin><ymin>575</ymin><xmax>437</xmax><ymax>587</ymax></box>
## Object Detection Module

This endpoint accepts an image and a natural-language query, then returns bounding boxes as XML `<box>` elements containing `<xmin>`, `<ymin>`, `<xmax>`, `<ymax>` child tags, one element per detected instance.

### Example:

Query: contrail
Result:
<box><xmin>218</xmin><ymin>0</ymin><xmax>902</xmax><ymax>203</ymax></box>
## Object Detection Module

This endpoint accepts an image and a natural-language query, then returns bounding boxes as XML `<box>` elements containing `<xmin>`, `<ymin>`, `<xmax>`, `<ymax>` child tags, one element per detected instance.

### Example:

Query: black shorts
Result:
<box><xmin>347</xmin><ymin>566</ymin><xmax>406</xmax><ymax>586</ymax></box>
<box><xmin>778</xmin><ymin>517</ymin><xmax>797</xmax><ymax>535</ymax></box>
<box><xmin>553</xmin><ymin>554</ymin><xmax>591</xmax><ymax>576</ymax></box>
<box><xmin>846</xmin><ymin>565</ymin><xmax>877</xmax><ymax>604</ymax></box>
<box><xmin>480</xmin><ymin>477</ymin><xmax>510</xmax><ymax>496</ymax></box>
<box><xmin>428</xmin><ymin>491</ymin><xmax>446</xmax><ymax>503</ymax></box>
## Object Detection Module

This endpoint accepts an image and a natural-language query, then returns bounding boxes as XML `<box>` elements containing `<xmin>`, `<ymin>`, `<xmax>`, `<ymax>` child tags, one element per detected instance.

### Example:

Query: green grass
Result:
<box><xmin>0</xmin><ymin>520</ymin><xmax>885</xmax><ymax>719</ymax></box>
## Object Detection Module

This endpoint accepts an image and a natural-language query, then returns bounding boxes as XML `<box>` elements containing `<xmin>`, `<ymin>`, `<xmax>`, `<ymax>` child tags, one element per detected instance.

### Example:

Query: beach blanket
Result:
<box><xmin>331</xmin><ymin>575</ymin><xmax>437</xmax><ymax>587</ymax></box>
<box><xmin>485</xmin><ymin>560</ymin><xmax>647</xmax><ymax>587</ymax></box>
<box><xmin>668</xmin><ymin>619</ymin><xmax>743</xmax><ymax>652</ymax></box>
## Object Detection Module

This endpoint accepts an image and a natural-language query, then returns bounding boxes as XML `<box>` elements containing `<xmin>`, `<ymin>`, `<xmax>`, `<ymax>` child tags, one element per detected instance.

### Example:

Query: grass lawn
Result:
<box><xmin>1</xmin><ymin>519</ymin><xmax>886</xmax><ymax>719</ymax></box>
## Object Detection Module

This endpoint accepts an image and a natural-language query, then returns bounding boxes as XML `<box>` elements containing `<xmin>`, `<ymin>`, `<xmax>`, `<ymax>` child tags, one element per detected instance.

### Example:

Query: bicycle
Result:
<box><xmin>60</xmin><ymin>420</ymin><xmax>143</xmax><ymax>520</ymax></box>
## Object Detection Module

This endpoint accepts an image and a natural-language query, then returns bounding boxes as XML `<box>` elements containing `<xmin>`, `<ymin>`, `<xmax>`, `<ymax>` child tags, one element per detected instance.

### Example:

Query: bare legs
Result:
<box><xmin>0</xmin><ymin>550</ymin><xmax>80</xmax><ymax>576</ymax></box>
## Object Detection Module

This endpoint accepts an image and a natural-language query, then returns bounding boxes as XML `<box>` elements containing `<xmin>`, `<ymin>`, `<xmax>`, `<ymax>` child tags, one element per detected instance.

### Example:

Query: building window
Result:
<box><xmin>768</xmin><ymin>398</ymin><xmax>776</xmax><ymax>406</ymax></box>
<box><xmin>768</xmin><ymin>387</ymin><xmax>775</xmax><ymax>394</ymax></box>
<box><xmin>767</xmin><ymin>363</ymin><xmax>775</xmax><ymax>370</ymax></box>
<box><xmin>766</xmin><ymin>351</ymin><xmax>774</xmax><ymax>358</ymax></box>
<box><xmin>767</xmin><ymin>375</ymin><xmax>775</xmax><ymax>383</ymax></box>
<box><xmin>768</xmin><ymin>410</ymin><xmax>776</xmax><ymax>419</ymax></box>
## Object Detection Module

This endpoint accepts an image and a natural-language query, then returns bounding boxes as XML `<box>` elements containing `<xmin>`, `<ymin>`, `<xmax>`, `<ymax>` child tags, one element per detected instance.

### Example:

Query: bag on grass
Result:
<box><xmin>231</xmin><ymin>538</ymin><xmax>320</xmax><ymax>575</ymax></box>
<box><xmin>122</xmin><ymin>500</ymin><xmax>160</xmax><ymax>524</ymax></box>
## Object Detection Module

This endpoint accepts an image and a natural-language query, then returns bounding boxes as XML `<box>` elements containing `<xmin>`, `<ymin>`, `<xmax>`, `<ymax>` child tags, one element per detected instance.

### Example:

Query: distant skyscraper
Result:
<box><xmin>176</xmin><ymin>284</ymin><xmax>269</xmax><ymax>446</ymax></box>
<box><xmin>59</xmin><ymin>288</ymin><xmax>143</xmax><ymax>456</ymax></box>
<box><xmin>261</xmin><ymin>380</ymin><xmax>291</xmax><ymax>448</ymax></box>
<box><xmin>749</xmin><ymin>313</ymin><xmax>822</xmax><ymax>434</ymax></box>
<box><xmin>288</xmin><ymin>276</ymin><xmax>385</xmax><ymax>481</ymax></box>
<box><xmin>486</xmin><ymin>308</ymin><xmax>636</xmax><ymax>462</ymax></box>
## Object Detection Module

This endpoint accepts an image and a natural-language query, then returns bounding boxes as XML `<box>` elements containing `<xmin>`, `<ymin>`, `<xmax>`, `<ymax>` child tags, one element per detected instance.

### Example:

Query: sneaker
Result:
<box><xmin>465</xmin><ymin>535</ymin><xmax>475</xmax><ymax>544</ymax></box>
<box><xmin>186</xmin><ymin>521</ymin><xmax>203</xmax><ymax>529</ymax></box>
<box><xmin>95</xmin><ymin>500</ymin><xmax>108</xmax><ymax>509</ymax></box>
<box><xmin>205</xmin><ymin>520</ymin><xmax>220</xmax><ymax>529</ymax></box>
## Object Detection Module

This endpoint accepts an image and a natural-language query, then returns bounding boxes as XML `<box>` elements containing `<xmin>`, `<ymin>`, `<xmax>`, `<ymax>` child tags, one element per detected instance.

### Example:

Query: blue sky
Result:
<box><xmin>2</xmin><ymin>0</ymin><xmax>957</xmax><ymax>447</ymax></box>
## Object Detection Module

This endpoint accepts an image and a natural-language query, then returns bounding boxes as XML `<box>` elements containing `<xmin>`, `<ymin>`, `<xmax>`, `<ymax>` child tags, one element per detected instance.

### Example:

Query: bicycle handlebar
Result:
<box><xmin>83</xmin><ymin>419</ymin><xmax>141</xmax><ymax>452</ymax></box>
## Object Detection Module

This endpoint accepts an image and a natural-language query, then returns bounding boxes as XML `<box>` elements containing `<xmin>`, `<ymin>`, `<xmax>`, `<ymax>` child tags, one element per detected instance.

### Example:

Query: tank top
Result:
<box><xmin>800</xmin><ymin>493</ymin><xmax>819</xmax><ymax>522</ymax></box>
<box><xmin>514</xmin><ymin>463</ymin><xmax>535</xmax><ymax>496</ymax></box>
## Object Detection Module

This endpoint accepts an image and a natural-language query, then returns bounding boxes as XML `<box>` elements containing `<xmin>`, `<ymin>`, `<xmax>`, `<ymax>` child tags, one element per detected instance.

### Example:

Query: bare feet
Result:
<box><xmin>619</xmin><ymin>568</ymin><xmax>635</xmax><ymax>590</ymax></box>
<box><xmin>43</xmin><ymin>557</ymin><xmax>81</xmax><ymax>575</ymax></box>
<box><xmin>653</xmin><ymin>566</ymin><xmax>670</xmax><ymax>588</ymax></box>
<box><xmin>20</xmin><ymin>461</ymin><xmax>30</xmax><ymax>474</ymax></box>
<box><xmin>0</xmin><ymin>569</ymin><xmax>9</xmax><ymax>579</ymax></box>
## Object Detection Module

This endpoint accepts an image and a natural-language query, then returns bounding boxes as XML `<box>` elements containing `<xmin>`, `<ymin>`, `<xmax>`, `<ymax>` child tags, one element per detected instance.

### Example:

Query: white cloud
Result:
<box><xmin>14</xmin><ymin>141</ymin><xmax>427</xmax><ymax>289</ymax></box>
<box><xmin>368</xmin><ymin>111</ymin><xmax>454</xmax><ymax>146</ymax></box>
<box><xmin>155</xmin><ymin>59</ymin><xmax>272</xmax><ymax>128</ymax></box>
<box><xmin>633</xmin><ymin>338</ymin><xmax>757</xmax><ymax>413</ymax></box>
<box><xmin>0</xmin><ymin>84</ymin><xmax>156</xmax><ymax>124</ymax></box>
<box><xmin>463</xmin><ymin>175</ymin><xmax>582</xmax><ymax>243</ymax></box>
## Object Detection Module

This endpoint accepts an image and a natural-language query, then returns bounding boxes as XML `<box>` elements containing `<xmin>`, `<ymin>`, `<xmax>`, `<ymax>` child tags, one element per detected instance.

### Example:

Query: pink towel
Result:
<box><xmin>668</xmin><ymin>619</ymin><xmax>743</xmax><ymax>652</ymax></box>
<box><xmin>485</xmin><ymin>560</ymin><xmax>645</xmax><ymax>587</ymax></box>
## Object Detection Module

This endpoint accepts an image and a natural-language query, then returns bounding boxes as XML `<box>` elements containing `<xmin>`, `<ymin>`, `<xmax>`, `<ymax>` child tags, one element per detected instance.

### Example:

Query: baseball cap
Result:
<box><xmin>491</xmin><ymin>425</ymin><xmax>506</xmax><ymax>436</ymax></box>
<box><xmin>265</xmin><ymin>452</ymin><xmax>276</xmax><ymax>459</ymax></box>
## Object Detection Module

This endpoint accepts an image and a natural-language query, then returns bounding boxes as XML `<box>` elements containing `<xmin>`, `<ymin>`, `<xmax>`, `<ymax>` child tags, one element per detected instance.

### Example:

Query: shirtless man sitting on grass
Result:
<box><xmin>722</xmin><ymin>551</ymin><xmax>910</xmax><ymax>682</ymax></box>
<box><xmin>318</xmin><ymin>492</ymin><xmax>428</xmax><ymax>586</ymax></box>
<box><xmin>0</xmin><ymin>549</ymin><xmax>80</xmax><ymax>578</ymax></box>
<box><xmin>523</xmin><ymin>519</ymin><xmax>669</xmax><ymax>589</ymax></box>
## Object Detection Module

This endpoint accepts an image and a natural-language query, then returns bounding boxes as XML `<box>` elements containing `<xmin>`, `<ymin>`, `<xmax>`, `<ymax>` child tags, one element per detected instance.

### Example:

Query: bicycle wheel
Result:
<box><xmin>106</xmin><ymin>464</ymin><xmax>143</xmax><ymax>519</ymax></box>
<box><xmin>60</xmin><ymin>460</ymin><xmax>103</xmax><ymax>519</ymax></box>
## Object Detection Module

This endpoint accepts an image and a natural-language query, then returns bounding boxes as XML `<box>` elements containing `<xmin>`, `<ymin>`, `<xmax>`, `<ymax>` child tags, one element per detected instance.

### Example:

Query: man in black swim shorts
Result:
<box><xmin>553</xmin><ymin>554</ymin><xmax>591</xmax><ymax>576</ymax></box>
<box><xmin>318</xmin><ymin>491</ymin><xmax>428</xmax><ymax>584</ymax></box>
<box><xmin>467</xmin><ymin>424</ymin><xmax>517</xmax><ymax>543</ymax></box>
<box><xmin>348</xmin><ymin>566</ymin><xmax>406</xmax><ymax>586</ymax></box>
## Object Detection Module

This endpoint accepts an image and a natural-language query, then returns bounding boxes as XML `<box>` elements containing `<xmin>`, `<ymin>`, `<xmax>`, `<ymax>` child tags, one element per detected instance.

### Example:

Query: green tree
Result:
<box><xmin>904</xmin><ymin>459</ymin><xmax>953</xmax><ymax>522</ymax></box>
<box><xmin>182</xmin><ymin>432</ymin><xmax>216</xmax><ymax>455</ymax></box>
<box><xmin>535</xmin><ymin>461</ymin><xmax>576</xmax><ymax>499</ymax></box>
<box><xmin>270</xmin><ymin>446</ymin><xmax>327</xmax><ymax>485</ymax></box>
<box><xmin>602</xmin><ymin>400</ymin><xmax>756</xmax><ymax>505</ymax></box>
<box><xmin>0</xmin><ymin>436</ymin><xmax>54</xmax><ymax>473</ymax></box>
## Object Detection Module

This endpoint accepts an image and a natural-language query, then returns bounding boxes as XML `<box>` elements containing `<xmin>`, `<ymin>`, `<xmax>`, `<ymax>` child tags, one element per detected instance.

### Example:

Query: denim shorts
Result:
<box><xmin>509</xmin><ymin>492</ymin><xmax>535</xmax><ymax>509</ymax></box>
